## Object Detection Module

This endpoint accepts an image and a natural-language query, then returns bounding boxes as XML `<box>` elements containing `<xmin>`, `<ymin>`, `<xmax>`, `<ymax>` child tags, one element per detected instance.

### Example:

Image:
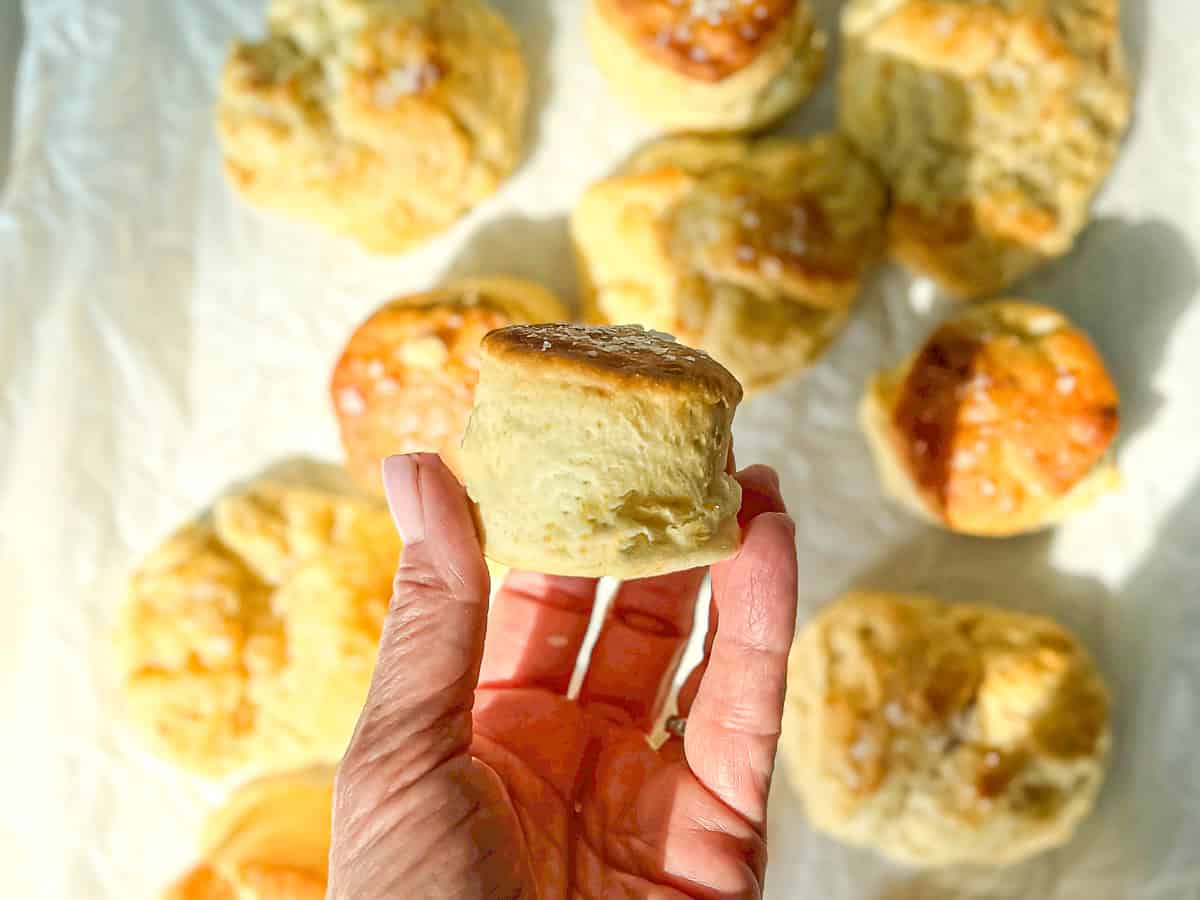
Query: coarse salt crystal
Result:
<box><xmin>849</xmin><ymin>733</ymin><xmax>874</xmax><ymax>761</ymax></box>
<box><xmin>374</xmin><ymin>63</ymin><xmax>437</xmax><ymax>107</ymax></box>
<box><xmin>339</xmin><ymin>387</ymin><xmax>365</xmax><ymax>416</ymax></box>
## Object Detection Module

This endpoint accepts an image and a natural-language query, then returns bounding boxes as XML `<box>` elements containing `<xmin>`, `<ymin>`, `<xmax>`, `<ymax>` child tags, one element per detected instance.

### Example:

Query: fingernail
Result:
<box><xmin>381</xmin><ymin>454</ymin><xmax>426</xmax><ymax>544</ymax></box>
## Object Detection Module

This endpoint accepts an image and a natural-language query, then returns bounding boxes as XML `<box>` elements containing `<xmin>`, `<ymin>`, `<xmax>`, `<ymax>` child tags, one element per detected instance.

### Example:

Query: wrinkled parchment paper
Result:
<box><xmin>2</xmin><ymin>2</ymin><xmax>1199</xmax><ymax>897</ymax></box>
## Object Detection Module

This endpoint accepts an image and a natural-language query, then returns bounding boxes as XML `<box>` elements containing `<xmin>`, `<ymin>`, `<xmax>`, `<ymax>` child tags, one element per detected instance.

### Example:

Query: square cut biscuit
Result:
<box><xmin>460</xmin><ymin>324</ymin><xmax>743</xmax><ymax>579</ymax></box>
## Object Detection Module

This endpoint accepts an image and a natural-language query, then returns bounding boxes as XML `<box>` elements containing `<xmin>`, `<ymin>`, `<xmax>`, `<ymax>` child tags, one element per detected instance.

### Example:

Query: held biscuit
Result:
<box><xmin>217</xmin><ymin>0</ymin><xmax>526</xmax><ymax>253</ymax></box>
<box><xmin>860</xmin><ymin>301</ymin><xmax>1119</xmax><ymax>536</ymax></box>
<box><xmin>331</xmin><ymin>276</ymin><xmax>568</xmax><ymax>494</ymax></box>
<box><xmin>782</xmin><ymin>591</ymin><xmax>1111</xmax><ymax>867</ymax></box>
<box><xmin>839</xmin><ymin>0</ymin><xmax>1131</xmax><ymax>297</ymax></box>
<box><xmin>460</xmin><ymin>324</ymin><xmax>742</xmax><ymax>579</ymax></box>
<box><xmin>165</xmin><ymin>769</ymin><xmax>333</xmax><ymax>899</ymax></box>
<box><xmin>586</xmin><ymin>0</ymin><xmax>825</xmax><ymax>132</ymax></box>
<box><xmin>572</xmin><ymin>134</ymin><xmax>888</xmax><ymax>393</ymax></box>
<box><xmin>115</xmin><ymin>481</ymin><xmax>400</xmax><ymax>777</ymax></box>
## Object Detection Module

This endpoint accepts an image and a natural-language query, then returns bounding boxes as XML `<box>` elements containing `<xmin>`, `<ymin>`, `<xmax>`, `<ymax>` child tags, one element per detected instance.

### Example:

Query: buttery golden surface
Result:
<box><xmin>783</xmin><ymin>591</ymin><xmax>1111</xmax><ymax>866</ymax></box>
<box><xmin>839</xmin><ymin>0</ymin><xmax>1131</xmax><ymax>297</ymax></box>
<box><xmin>217</xmin><ymin>0</ymin><xmax>526</xmax><ymax>252</ymax></box>
<box><xmin>116</xmin><ymin>481</ymin><xmax>400</xmax><ymax>776</ymax></box>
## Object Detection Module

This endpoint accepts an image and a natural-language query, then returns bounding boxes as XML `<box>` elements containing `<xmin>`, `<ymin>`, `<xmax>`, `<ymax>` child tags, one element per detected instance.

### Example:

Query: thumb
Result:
<box><xmin>342</xmin><ymin>452</ymin><xmax>490</xmax><ymax>787</ymax></box>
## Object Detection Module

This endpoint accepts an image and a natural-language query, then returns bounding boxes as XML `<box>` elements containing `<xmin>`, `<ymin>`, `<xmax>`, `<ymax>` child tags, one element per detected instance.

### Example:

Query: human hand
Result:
<box><xmin>329</xmin><ymin>453</ymin><xmax>798</xmax><ymax>899</ymax></box>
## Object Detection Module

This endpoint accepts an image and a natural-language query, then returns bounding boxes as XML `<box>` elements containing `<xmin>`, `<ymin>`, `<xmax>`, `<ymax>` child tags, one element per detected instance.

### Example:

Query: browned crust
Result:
<box><xmin>165</xmin><ymin>862</ymin><xmax>325</xmax><ymax>900</ymax></box>
<box><xmin>805</xmin><ymin>592</ymin><xmax>1110</xmax><ymax>803</ymax></box>
<box><xmin>890</xmin><ymin>303</ymin><xmax>1119</xmax><ymax>532</ymax></box>
<box><xmin>165</xmin><ymin>864</ymin><xmax>237</xmax><ymax>900</ymax></box>
<box><xmin>889</xmin><ymin>203</ymin><xmax>1048</xmax><ymax>301</ymax></box>
<box><xmin>482</xmin><ymin>323</ymin><xmax>743</xmax><ymax>406</ymax></box>
<box><xmin>866</xmin><ymin>1</ymin><xmax>1076</xmax><ymax>79</ymax></box>
<box><xmin>596</xmin><ymin>0</ymin><xmax>797</xmax><ymax>81</ymax></box>
<box><xmin>331</xmin><ymin>292</ymin><xmax>512</xmax><ymax>489</ymax></box>
<box><xmin>679</xmin><ymin>162</ymin><xmax>885</xmax><ymax>309</ymax></box>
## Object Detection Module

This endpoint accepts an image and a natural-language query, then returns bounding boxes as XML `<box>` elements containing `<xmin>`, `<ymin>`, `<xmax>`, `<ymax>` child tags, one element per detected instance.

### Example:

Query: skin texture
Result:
<box><xmin>329</xmin><ymin>454</ymin><xmax>798</xmax><ymax>899</ymax></box>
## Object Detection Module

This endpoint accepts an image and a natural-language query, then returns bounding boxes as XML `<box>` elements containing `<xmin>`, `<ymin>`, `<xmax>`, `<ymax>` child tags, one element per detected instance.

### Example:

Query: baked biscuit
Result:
<box><xmin>331</xmin><ymin>276</ymin><xmax>568</xmax><ymax>493</ymax></box>
<box><xmin>572</xmin><ymin>134</ymin><xmax>888</xmax><ymax>393</ymax></box>
<box><xmin>861</xmin><ymin>301</ymin><xmax>1119</xmax><ymax>536</ymax></box>
<box><xmin>165</xmin><ymin>769</ymin><xmax>333</xmax><ymax>899</ymax></box>
<box><xmin>586</xmin><ymin>0</ymin><xmax>825</xmax><ymax>132</ymax></box>
<box><xmin>782</xmin><ymin>591</ymin><xmax>1110</xmax><ymax>866</ymax></box>
<box><xmin>460</xmin><ymin>324</ymin><xmax>742</xmax><ymax>578</ymax></box>
<box><xmin>116</xmin><ymin>481</ymin><xmax>400</xmax><ymax>776</ymax></box>
<box><xmin>839</xmin><ymin>0</ymin><xmax>1131</xmax><ymax>297</ymax></box>
<box><xmin>217</xmin><ymin>0</ymin><xmax>526</xmax><ymax>253</ymax></box>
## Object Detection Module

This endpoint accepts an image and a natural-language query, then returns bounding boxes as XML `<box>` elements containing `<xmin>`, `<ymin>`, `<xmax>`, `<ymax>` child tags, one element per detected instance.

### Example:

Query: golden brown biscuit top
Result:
<box><xmin>620</xmin><ymin>134</ymin><xmax>888</xmax><ymax>312</ymax></box>
<box><xmin>861</xmin><ymin>0</ymin><xmax>1122</xmax><ymax>75</ymax></box>
<box><xmin>226</xmin><ymin>0</ymin><xmax>474</xmax><ymax>135</ymax></box>
<box><xmin>166</xmin><ymin>862</ymin><xmax>324</xmax><ymax>900</ymax></box>
<box><xmin>165</xmin><ymin>769</ymin><xmax>334</xmax><ymax>899</ymax></box>
<box><xmin>332</xmin><ymin>295</ymin><xmax>512</xmax><ymax>460</ymax></box>
<box><xmin>117</xmin><ymin>484</ymin><xmax>398</xmax><ymax>776</ymax></box>
<box><xmin>597</xmin><ymin>0</ymin><xmax>797</xmax><ymax>81</ymax></box>
<box><xmin>483</xmin><ymin>323</ymin><xmax>743</xmax><ymax>406</ymax></box>
<box><xmin>891</xmin><ymin>303</ymin><xmax>1118</xmax><ymax>528</ymax></box>
<box><xmin>865</xmin><ymin>1</ymin><xmax>1074</xmax><ymax>80</ymax></box>
<box><xmin>670</xmin><ymin>157</ymin><xmax>878</xmax><ymax>309</ymax></box>
<box><xmin>260</xmin><ymin>0</ymin><xmax>490</xmax><ymax>115</ymax></box>
<box><xmin>802</xmin><ymin>592</ymin><xmax>1109</xmax><ymax>801</ymax></box>
<box><xmin>165</xmin><ymin>864</ymin><xmax>235</xmax><ymax>900</ymax></box>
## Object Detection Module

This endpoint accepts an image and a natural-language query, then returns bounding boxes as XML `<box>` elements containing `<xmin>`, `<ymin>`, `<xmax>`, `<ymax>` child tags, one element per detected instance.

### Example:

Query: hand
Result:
<box><xmin>329</xmin><ymin>453</ymin><xmax>798</xmax><ymax>899</ymax></box>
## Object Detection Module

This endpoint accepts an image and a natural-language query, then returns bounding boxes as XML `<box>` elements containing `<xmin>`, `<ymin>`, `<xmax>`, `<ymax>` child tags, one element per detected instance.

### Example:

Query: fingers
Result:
<box><xmin>577</xmin><ymin>568</ymin><xmax>706</xmax><ymax>729</ymax></box>
<box><xmin>340</xmin><ymin>453</ymin><xmax>490</xmax><ymax>791</ymax></box>
<box><xmin>478</xmin><ymin>570</ymin><xmax>598</xmax><ymax>692</ymax></box>
<box><xmin>677</xmin><ymin>464</ymin><xmax>787</xmax><ymax>717</ymax></box>
<box><xmin>681</xmin><ymin>485</ymin><xmax>797</xmax><ymax>830</ymax></box>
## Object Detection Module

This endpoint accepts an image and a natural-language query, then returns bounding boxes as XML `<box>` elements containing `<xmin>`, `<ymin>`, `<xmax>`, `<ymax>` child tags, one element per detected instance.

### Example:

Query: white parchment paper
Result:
<box><xmin>2</xmin><ymin>2</ymin><xmax>1199</xmax><ymax>897</ymax></box>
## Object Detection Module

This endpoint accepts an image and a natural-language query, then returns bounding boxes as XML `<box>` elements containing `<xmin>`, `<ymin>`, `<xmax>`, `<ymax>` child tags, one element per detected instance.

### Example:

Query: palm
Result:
<box><xmin>470</xmin><ymin>686</ymin><xmax>765</xmax><ymax>898</ymax></box>
<box><xmin>330</xmin><ymin>456</ymin><xmax>796</xmax><ymax>900</ymax></box>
